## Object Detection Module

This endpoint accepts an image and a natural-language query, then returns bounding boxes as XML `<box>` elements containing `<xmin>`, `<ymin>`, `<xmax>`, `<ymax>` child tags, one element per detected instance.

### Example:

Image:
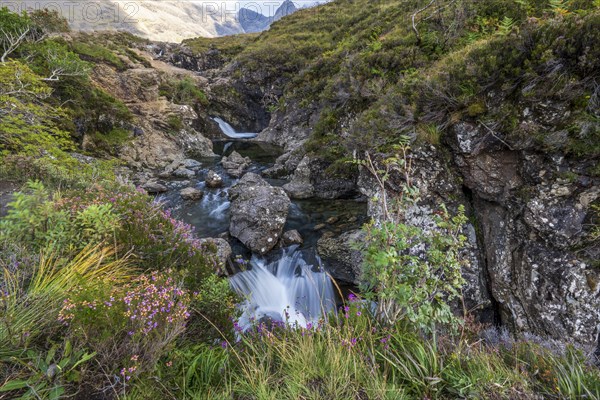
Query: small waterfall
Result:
<box><xmin>213</xmin><ymin>117</ymin><xmax>258</xmax><ymax>139</ymax></box>
<box><xmin>230</xmin><ymin>247</ymin><xmax>336</xmax><ymax>331</ymax></box>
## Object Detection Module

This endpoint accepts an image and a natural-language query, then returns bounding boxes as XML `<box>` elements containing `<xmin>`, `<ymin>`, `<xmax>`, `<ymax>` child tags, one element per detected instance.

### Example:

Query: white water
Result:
<box><xmin>230</xmin><ymin>247</ymin><xmax>336</xmax><ymax>331</ymax></box>
<box><xmin>213</xmin><ymin>117</ymin><xmax>258</xmax><ymax>139</ymax></box>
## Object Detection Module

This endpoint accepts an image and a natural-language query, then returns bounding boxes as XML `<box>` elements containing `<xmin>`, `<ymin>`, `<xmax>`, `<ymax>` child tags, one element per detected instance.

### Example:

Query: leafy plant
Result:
<box><xmin>356</xmin><ymin>148</ymin><xmax>467</xmax><ymax>333</ymax></box>
<box><xmin>0</xmin><ymin>341</ymin><xmax>95</xmax><ymax>399</ymax></box>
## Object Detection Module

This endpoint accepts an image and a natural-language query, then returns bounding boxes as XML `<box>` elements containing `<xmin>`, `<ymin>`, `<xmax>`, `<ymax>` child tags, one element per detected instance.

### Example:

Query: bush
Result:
<box><xmin>356</xmin><ymin>150</ymin><xmax>467</xmax><ymax>333</ymax></box>
<box><xmin>59</xmin><ymin>270</ymin><xmax>190</xmax><ymax>382</ymax></box>
<box><xmin>0</xmin><ymin>246</ymin><xmax>133</xmax><ymax>348</ymax></box>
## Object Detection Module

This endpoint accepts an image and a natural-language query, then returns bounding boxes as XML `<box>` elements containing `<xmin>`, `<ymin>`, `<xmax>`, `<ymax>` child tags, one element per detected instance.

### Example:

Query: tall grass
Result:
<box><xmin>0</xmin><ymin>246</ymin><xmax>134</xmax><ymax>348</ymax></box>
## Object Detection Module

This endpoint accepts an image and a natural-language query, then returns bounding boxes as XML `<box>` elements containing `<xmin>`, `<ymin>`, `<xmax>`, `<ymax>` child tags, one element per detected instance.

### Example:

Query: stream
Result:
<box><xmin>159</xmin><ymin>122</ymin><xmax>367</xmax><ymax>330</ymax></box>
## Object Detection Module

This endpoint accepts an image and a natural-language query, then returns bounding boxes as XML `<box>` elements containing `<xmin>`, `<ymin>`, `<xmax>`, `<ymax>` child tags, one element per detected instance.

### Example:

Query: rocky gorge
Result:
<box><xmin>46</xmin><ymin>6</ymin><xmax>599</xmax><ymax>353</ymax></box>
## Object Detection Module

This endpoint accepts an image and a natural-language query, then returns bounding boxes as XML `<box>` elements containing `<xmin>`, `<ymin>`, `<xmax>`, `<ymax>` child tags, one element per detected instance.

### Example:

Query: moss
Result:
<box><xmin>167</xmin><ymin>115</ymin><xmax>184</xmax><ymax>133</ymax></box>
<box><xmin>71</xmin><ymin>41</ymin><xmax>125</xmax><ymax>70</ymax></box>
<box><xmin>466</xmin><ymin>101</ymin><xmax>487</xmax><ymax>117</ymax></box>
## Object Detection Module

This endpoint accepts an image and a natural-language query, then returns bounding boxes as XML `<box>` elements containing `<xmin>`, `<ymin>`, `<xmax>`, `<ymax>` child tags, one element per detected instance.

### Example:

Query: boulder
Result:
<box><xmin>205</xmin><ymin>170</ymin><xmax>224</xmax><ymax>188</ymax></box>
<box><xmin>180</xmin><ymin>187</ymin><xmax>203</xmax><ymax>200</ymax></box>
<box><xmin>199</xmin><ymin>237</ymin><xmax>232</xmax><ymax>276</ymax></box>
<box><xmin>229</xmin><ymin>173</ymin><xmax>291</xmax><ymax>254</ymax></box>
<box><xmin>317</xmin><ymin>229</ymin><xmax>365</xmax><ymax>285</ymax></box>
<box><xmin>222</xmin><ymin>151</ymin><xmax>251</xmax><ymax>178</ymax></box>
<box><xmin>280</xmin><ymin>229</ymin><xmax>303</xmax><ymax>247</ymax></box>
<box><xmin>173</xmin><ymin>167</ymin><xmax>196</xmax><ymax>179</ymax></box>
<box><xmin>142</xmin><ymin>180</ymin><xmax>168</xmax><ymax>194</ymax></box>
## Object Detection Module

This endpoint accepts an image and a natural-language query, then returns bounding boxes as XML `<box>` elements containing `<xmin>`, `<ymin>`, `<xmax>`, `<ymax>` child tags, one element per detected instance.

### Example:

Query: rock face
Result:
<box><xmin>87</xmin><ymin>60</ymin><xmax>215</xmax><ymax>170</ymax></box>
<box><xmin>222</xmin><ymin>151</ymin><xmax>252</xmax><ymax>178</ymax></box>
<box><xmin>445</xmin><ymin>120</ymin><xmax>600</xmax><ymax>346</ymax></box>
<box><xmin>180</xmin><ymin>187</ymin><xmax>203</xmax><ymax>200</ymax></box>
<box><xmin>317</xmin><ymin>230</ymin><xmax>365</xmax><ymax>286</ymax></box>
<box><xmin>229</xmin><ymin>173</ymin><xmax>291</xmax><ymax>254</ymax></box>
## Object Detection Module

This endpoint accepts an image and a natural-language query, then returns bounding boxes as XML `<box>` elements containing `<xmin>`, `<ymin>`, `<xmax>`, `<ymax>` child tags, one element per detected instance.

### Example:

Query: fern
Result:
<box><xmin>498</xmin><ymin>16</ymin><xmax>515</xmax><ymax>35</ymax></box>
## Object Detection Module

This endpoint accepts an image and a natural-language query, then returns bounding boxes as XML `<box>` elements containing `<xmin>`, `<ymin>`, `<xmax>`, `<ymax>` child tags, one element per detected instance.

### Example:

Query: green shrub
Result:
<box><xmin>357</xmin><ymin>150</ymin><xmax>467</xmax><ymax>333</ymax></box>
<box><xmin>160</xmin><ymin>77</ymin><xmax>208</xmax><ymax>106</ymax></box>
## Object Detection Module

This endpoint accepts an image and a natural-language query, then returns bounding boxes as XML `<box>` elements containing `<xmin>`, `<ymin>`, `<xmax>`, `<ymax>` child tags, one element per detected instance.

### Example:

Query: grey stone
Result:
<box><xmin>205</xmin><ymin>170</ymin><xmax>224</xmax><ymax>188</ymax></box>
<box><xmin>180</xmin><ymin>187</ymin><xmax>203</xmax><ymax>200</ymax></box>
<box><xmin>229</xmin><ymin>173</ymin><xmax>290</xmax><ymax>254</ymax></box>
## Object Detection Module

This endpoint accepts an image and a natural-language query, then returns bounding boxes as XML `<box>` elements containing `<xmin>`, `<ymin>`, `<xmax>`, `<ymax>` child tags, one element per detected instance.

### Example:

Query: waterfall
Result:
<box><xmin>213</xmin><ymin>117</ymin><xmax>258</xmax><ymax>139</ymax></box>
<box><xmin>230</xmin><ymin>246</ymin><xmax>336</xmax><ymax>331</ymax></box>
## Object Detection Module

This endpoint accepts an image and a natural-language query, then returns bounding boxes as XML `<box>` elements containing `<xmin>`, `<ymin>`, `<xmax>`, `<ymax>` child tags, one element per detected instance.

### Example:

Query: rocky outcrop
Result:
<box><xmin>229</xmin><ymin>173</ymin><xmax>291</xmax><ymax>254</ymax></box>
<box><xmin>317</xmin><ymin>230</ymin><xmax>365</xmax><ymax>286</ymax></box>
<box><xmin>88</xmin><ymin>59</ymin><xmax>215</xmax><ymax>170</ymax></box>
<box><xmin>222</xmin><ymin>151</ymin><xmax>251</xmax><ymax>178</ymax></box>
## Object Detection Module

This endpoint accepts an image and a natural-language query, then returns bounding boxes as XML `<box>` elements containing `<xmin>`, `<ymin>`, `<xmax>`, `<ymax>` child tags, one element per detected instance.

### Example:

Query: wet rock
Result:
<box><xmin>180</xmin><ymin>187</ymin><xmax>203</xmax><ymax>200</ymax></box>
<box><xmin>229</xmin><ymin>173</ymin><xmax>290</xmax><ymax>254</ymax></box>
<box><xmin>313</xmin><ymin>224</ymin><xmax>326</xmax><ymax>231</ymax></box>
<box><xmin>280</xmin><ymin>230</ymin><xmax>303</xmax><ymax>247</ymax></box>
<box><xmin>199</xmin><ymin>237</ymin><xmax>232</xmax><ymax>276</ymax></box>
<box><xmin>205</xmin><ymin>170</ymin><xmax>224</xmax><ymax>188</ymax></box>
<box><xmin>168</xmin><ymin>180</ymin><xmax>191</xmax><ymax>189</ymax></box>
<box><xmin>181</xmin><ymin>159</ymin><xmax>202</xmax><ymax>169</ymax></box>
<box><xmin>326</xmin><ymin>216</ymin><xmax>339</xmax><ymax>224</ymax></box>
<box><xmin>317</xmin><ymin>230</ymin><xmax>365</xmax><ymax>285</ymax></box>
<box><xmin>142</xmin><ymin>180</ymin><xmax>168</xmax><ymax>194</ymax></box>
<box><xmin>173</xmin><ymin>167</ymin><xmax>196</xmax><ymax>179</ymax></box>
<box><xmin>222</xmin><ymin>151</ymin><xmax>251</xmax><ymax>178</ymax></box>
<box><xmin>282</xmin><ymin>155</ymin><xmax>314</xmax><ymax>199</ymax></box>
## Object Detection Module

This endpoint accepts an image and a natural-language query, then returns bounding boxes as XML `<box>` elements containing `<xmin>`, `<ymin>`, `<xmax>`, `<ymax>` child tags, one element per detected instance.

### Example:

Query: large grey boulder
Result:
<box><xmin>317</xmin><ymin>229</ymin><xmax>365</xmax><ymax>285</ymax></box>
<box><xmin>229</xmin><ymin>173</ymin><xmax>291</xmax><ymax>254</ymax></box>
<box><xmin>222</xmin><ymin>151</ymin><xmax>251</xmax><ymax>178</ymax></box>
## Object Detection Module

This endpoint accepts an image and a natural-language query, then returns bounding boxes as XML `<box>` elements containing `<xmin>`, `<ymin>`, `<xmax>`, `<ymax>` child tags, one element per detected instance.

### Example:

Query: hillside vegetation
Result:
<box><xmin>186</xmin><ymin>0</ymin><xmax>599</xmax><ymax>170</ymax></box>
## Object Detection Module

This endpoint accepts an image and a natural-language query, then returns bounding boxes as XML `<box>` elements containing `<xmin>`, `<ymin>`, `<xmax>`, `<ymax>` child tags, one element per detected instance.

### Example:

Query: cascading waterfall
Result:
<box><xmin>230</xmin><ymin>246</ymin><xmax>337</xmax><ymax>331</ymax></box>
<box><xmin>213</xmin><ymin>117</ymin><xmax>258</xmax><ymax>139</ymax></box>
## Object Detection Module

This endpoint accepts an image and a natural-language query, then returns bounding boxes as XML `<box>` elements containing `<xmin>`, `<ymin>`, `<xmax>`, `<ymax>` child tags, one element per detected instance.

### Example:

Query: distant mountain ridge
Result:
<box><xmin>9</xmin><ymin>0</ymin><xmax>310</xmax><ymax>42</ymax></box>
<box><xmin>239</xmin><ymin>1</ymin><xmax>299</xmax><ymax>33</ymax></box>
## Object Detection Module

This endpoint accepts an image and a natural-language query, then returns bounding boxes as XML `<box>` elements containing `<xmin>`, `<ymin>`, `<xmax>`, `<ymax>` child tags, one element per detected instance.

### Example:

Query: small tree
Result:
<box><xmin>0</xmin><ymin>8</ymin><xmax>40</xmax><ymax>63</ymax></box>
<box><xmin>34</xmin><ymin>41</ymin><xmax>90</xmax><ymax>81</ymax></box>
<box><xmin>356</xmin><ymin>144</ymin><xmax>467</xmax><ymax>334</ymax></box>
